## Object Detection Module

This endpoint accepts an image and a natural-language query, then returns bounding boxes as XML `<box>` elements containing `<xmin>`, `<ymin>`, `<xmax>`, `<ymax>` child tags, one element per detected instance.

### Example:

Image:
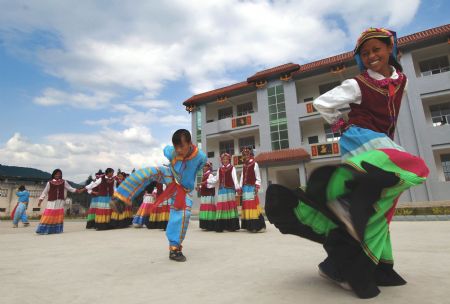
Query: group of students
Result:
<box><xmin>197</xmin><ymin>147</ymin><xmax>265</xmax><ymax>233</ymax></box>
<box><xmin>8</xmin><ymin>26</ymin><xmax>432</xmax><ymax>299</ymax></box>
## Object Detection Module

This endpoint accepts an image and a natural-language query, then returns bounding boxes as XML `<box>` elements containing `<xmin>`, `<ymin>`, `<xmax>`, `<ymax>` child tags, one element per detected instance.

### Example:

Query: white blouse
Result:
<box><xmin>313</xmin><ymin>67</ymin><xmax>406</xmax><ymax>125</ymax></box>
<box><xmin>39</xmin><ymin>180</ymin><xmax>77</xmax><ymax>200</ymax></box>
<box><xmin>211</xmin><ymin>165</ymin><xmax>240</xmax><ymax>190</ymax></box>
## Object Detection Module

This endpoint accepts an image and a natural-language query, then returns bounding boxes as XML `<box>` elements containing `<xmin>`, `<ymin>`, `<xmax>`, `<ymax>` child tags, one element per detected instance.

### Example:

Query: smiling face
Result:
<box><xmin>359</xmin><ymin>38</ymin><xmax>393</xmax><ymax>77</ymax></box>
<box><xmin>221</xmin><ymin>156</ymin><xmax>230</xmax><ymax>165</ymax></box>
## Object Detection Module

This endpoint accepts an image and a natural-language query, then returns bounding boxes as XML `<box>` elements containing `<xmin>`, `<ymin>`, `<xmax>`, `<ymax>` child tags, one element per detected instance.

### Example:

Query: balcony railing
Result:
<box><xmin>204</xmin><ymin>114</ymin><xmax>256</xmax><ymax>135</ymax></box>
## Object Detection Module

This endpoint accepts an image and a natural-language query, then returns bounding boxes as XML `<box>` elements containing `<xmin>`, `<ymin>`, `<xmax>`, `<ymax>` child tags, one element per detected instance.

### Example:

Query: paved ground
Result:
<box><xmin>1</xmin><ymin>220</ymin><xmax>449</xmax><ymax>304</ymax></box>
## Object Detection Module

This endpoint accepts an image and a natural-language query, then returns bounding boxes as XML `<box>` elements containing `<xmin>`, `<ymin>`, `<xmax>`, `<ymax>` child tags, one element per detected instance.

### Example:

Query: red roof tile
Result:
<box><xmin>183</xmin><ymin>24</ymin><xmax>450</xmax><ymax>106</ymax></box>
<box><xmin>247</xmin><ymin>63</ymin><xmax>300</xmax><ymax>82</ymax></box>
<box><xmin>255</xmin><ymin>148</ymin><xmax>310</xmax><ymax>164</ymax></box>
<box><xmin>294</xmin><ymin>24</ymin><xmax>450</xmax><ymax>75</ymax></box>
<box><xmin>183</xmin><ymin>81</ymin><xmax>254</xmax><ymax>105</ymax></box>
<box><xmin>398</xmin><ymin>23</ymin><xmax>450</xmax><ymax>46</ymax></box>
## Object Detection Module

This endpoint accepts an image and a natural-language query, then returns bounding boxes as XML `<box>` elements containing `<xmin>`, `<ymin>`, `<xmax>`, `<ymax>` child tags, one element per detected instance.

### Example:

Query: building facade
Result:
<box><xmin>184</xmin><ymin>24</ymin><xmax>450</xmax><ymax>205</ymax></box>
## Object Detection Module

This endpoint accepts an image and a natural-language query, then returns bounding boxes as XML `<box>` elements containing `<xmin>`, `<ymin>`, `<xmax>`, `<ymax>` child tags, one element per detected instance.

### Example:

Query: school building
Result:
<box><xmin>183</xmin><ymin>24</ymin><xmax>450</xmax><ymax>205</ymax></box>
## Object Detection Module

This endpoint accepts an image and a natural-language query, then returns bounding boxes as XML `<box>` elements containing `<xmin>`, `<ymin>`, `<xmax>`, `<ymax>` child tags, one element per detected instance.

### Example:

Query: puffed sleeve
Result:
<box><xmin>313</xmin><ymin>79</ymin><xmax>361</xmax><ymax>124</ymax></box>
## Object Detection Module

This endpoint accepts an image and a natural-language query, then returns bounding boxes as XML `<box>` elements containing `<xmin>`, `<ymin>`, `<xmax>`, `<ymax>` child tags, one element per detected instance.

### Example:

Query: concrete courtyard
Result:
<box><xmin>1</xmin><ymin>220</ymin><xmax>449</xmax><ymax>304</ymax></box>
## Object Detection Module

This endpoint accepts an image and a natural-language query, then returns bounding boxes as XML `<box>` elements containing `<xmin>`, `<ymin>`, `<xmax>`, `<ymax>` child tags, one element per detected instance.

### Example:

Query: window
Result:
<box><xmin>419</xmin><ymin>56</ymin><xmax>450</xmax><ymax>76</ymax></box>
<box><xmin>319</xmin><ymin>81</ymin><xmax>341</xmax><ymax>95</ymax></box>
<box><xmin>219</xmin><ymin>140</ymin><xmax>235</xmax><ymax>155</ymax></box>
<box><xmin>441</xmin><ymin>154</ymin><xmax>450</xmax><ymax>181</ymax></box>
<box><xmin>237</xmin><ymin>102</ymin><xmax>254</xmax><ymax>116</ymax></box>
<box><xmin>29</xmin><ymin>190</ymin><xmax>42</xmax><ymax>197</ymax></box>
<box><xmin>324</xmin><ymin>124</ymin><xmax>341</xmax><ymax>142</ymax></box>
<box><xmin>268</xmin><ymin>85</ymin><xmax>289</xmax><ymax>150</ymax></box>
<box><xmin>218</xmin><ymin>107</ymin><xmax>233</xmax><ymax>120</ymax></box>
<box><xmin>308</xmin><ymin>136</ymin><xmax>319</xmax><ymax>144</ymax></box>
<box><xmin>207</xmin><ymin>151</ymin><xmax>215</xmax><ymax>158</ymax></box>
<box><xmin>430</xmin><ymin>102</ymin><xmax>450</xmax><ymax>127</ymax></box>
<box><xmin>0</xmin><ymin>188</ymin><xmax>8</xmax><ymax>197</ymax></box>
<box><xmin>239</xmin><ymin>136</ymin><xmax>255</xmax><ymax>151</ymax></box>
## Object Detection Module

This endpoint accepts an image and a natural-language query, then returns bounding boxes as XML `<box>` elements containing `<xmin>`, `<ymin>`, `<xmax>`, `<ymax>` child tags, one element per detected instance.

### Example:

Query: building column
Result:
<box><xmin>299</xmin><ymin>162</ymin><xmax>307</xmax><ymax>188</ymax></box>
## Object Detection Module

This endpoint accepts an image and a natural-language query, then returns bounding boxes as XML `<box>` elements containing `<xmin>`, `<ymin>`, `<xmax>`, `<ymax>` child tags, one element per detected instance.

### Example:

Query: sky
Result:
<box><xmin>0</xmin><ymin>0</ymin><xmax>449</xmax><ymax>182</ymax></box>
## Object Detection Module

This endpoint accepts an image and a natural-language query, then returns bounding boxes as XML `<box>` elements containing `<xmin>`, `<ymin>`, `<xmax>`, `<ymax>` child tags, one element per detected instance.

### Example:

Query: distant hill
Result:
<box><xmin>0</xmin><ymin>164</ymin><xmax>51</xmax><ymax>180</ymax></box>
<box><xmin>0</xmin><ymin>164</ymin><xmax>82</xmax><ymax>187</ymax></box>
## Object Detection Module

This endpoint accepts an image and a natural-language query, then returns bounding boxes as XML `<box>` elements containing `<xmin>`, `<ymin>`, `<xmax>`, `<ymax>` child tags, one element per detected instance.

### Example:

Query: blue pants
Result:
<box><xmin>114</xmin><ymin>166</ymin><xmax>193</xmax><ymax>248</ymax></box>
<box><xmin>13</xmin><ymin>203</ymin><xmax>29</xmax><ymax>225</ymax></box>
<box><xmin>166</xmin><ymin>197</ymin><xmax>192</xmax><ymax>248</ymax></box>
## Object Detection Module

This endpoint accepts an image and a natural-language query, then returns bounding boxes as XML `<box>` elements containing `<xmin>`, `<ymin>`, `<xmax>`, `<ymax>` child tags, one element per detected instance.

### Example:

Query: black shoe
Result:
<box><xmin>318</xmin><ymin>261</ymin><xmax>351</xmax><ymax>291</ymax></box>
<box><xmin>169</xmin><ymin>250</ymin><xmax>187</xmax><ymax>262</ymax></box>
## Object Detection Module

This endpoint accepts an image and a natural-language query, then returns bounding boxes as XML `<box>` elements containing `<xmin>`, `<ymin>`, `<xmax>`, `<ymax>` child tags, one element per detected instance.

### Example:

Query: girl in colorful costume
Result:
<box><xmin>85</xmin><ymin>168</ymin><xmax>118</xmax><ymax>230</ymax></box>
<box><xmin>240</xmin><ymin>146</ymin><xmax>266</xmax><ymax>232</ymax></box>
<box><xmin>111</xmin><ymin>129</ymin><xmax>206</xmax><ymax>262</ymax></box>
<box><xmin>197</xmin><ymin>162</ymin><xmax>216</xmax><ymax>231</ymax></box>
<box><xmin>111</xmin><ymin>171</ymin><xmax>133</xmax><ymax>228</ymax></box>
<box><xmin>265</xmin><ymin>28</ymin><xmax>429</xmax><ymax>298</ymax></box>
<box><xmin>86</xmin><ymin>170</ymin><xmax>103</xmax><ymax>229</ymax></box>
<box><xmin>13</xmin><ymin>185</ymin><xmax>30</xmax><ymax>228</ymax></box>
<box><xmin>133</xmin><ymin>182</ymin><xmax>157</xmax><ymax>228</ymax></box>
<box><xmin>214</xmin><ymin>153</ymin><xmax>240</xmax><ymax>232</ymax></box>
<box><xmin>36</xmin><ymin>169</ymin><xmax>80</xmax><ymax>234</ymax></box>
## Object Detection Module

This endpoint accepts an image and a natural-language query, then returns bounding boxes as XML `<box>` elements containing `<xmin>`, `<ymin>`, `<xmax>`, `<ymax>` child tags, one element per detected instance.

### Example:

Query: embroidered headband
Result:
<box><xmin>354</xmin><ymin>27</ymin><xmax>399</xmax><ymax>71</ymax></box>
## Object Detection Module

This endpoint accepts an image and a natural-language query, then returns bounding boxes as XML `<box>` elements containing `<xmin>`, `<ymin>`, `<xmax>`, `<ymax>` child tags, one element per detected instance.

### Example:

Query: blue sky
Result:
<box><xmin>0</xmin><ymin>0</ymin><xmax>449</xmax><ymax>182</ymax></box>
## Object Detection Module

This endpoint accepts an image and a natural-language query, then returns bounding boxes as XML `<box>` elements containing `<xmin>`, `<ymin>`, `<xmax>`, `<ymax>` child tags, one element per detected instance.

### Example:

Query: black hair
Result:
<box><xmin>172</xmin><ymin>129</ymin><xmax>192</xmax><ymax>146</ymax></box>
<box><xmin>145</xmin><ymin>181</ymin><xmax>158</xmax><ymax>193</ymax></box>
<box><xmin>51</xmin><ymin>169</ymin><xmax>62</xmax><ymax>179</ymax></box>
<box><xmin>18</xmin><ymin>185</ymin><xmax>26</xmax><ymax>191</ymax></box>
<box><xmin>96</xmin><ymin>169</ymin><xmax>103</xmax><ymax>175</ymax></box>
<box><xmin>105</xmin><ymin>168</ymin><xmax>114</xmax><ymax>175</ymax></box>
<box><xmin>374</xmin><ymin>37</ymin><xmax>403</xmax><ymax>72</ymax></box>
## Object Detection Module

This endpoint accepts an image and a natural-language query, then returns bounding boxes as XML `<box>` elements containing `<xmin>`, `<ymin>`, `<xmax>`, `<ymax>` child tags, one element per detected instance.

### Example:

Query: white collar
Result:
<box><xmin>367</xmin><ymin>65</ymin><xmax>398</xmax><ymax>80</ymax></box>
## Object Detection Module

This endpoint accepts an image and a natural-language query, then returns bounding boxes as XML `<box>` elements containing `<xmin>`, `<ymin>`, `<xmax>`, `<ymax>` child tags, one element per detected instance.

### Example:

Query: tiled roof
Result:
<box><xmin>183</xmin><ymin>81</ymin><xmax>254</xmax><ymax>105</ymax></box>
<box><xmin>294</xmin><ymin>23</ymin><xmax>450</xmax><ymax>75</ymax></box>
<box><xmin>183</xmin><ymin>24</ymin><xmax>450</xmax><ymax>106</ymax></box>
<box><xmin>255</xmin><ymin>148</ymin><xmax>310</xmax><ymax>165</ymax></box>
<box><xmin>398</xmin><ymin>23</ymin><xmax>450</xmax><ymax>46</ymax></box>
<box><xmin>247</xmin><ymin>63</ymin><xmax>300</xmax><ymax>82</ymax></box>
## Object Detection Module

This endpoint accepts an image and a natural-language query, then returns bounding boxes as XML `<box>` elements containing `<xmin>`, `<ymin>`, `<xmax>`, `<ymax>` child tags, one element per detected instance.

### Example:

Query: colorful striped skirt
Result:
<box><xmin>133</xmin><ymin>200</ymin><xmax>153</xmax><ymax>227</ymax></box>
<box><xmin>215</xmin><ymin>187</ymin><xmax>240</xmax><ymax>232</ymax></box>
<box><xmin>241</xmin><ymin>185</ymin><xmax>266</xmax><ymax>232</ymax></box>
<box><xmin>94</xmin><ymin>196</ymin><xmax>112</xmax><ymax>230</ymax></box>
<box><xmin>110</xmin><ymin>205</ymin><xmax>133</xmax><ymax>229</ymax></box>
<box><xmin>340</xmin><ymin>126</ymin><xmax>404</xmax><ymax>159</ymax></box>
<box><xmin>36</xmin><ymin>199</ymin><xmax>65</xmax><ymax>234</ymax></box>
<box><xmin>86</xmin><ymin>196</ymin><xmax>98</xmax><ymax>229</ymax></box>
<box><xmin>147</xmin><ymin>201</ymin><xmax>170</xmax><ymax>230</ymax></box>
<box><xmin>199</xmin><ymin>195</ymin><xmax>216</xmax><ymax>231</ymax></box>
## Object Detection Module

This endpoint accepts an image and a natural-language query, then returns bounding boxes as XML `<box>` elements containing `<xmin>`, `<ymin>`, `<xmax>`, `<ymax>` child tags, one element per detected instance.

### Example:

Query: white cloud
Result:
<box><xmin>0</xmin><ymin>131</ymin><xmax>168</xmax><ymax>183</ymax></box>
<box><xmin>34</xmin><ymin>88</ymin><xmax>115</xmax><ymax>109</ymax></box>
<box><xmin>0</xmin><ymin>0</ymin><xmax>421</xmax><ymax>96</ymax></box>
